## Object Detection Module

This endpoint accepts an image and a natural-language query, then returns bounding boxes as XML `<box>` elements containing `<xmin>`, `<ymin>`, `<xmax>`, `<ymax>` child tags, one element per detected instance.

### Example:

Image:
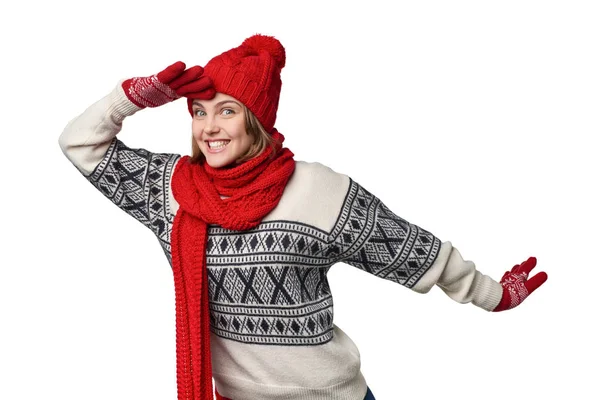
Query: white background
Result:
<box><xmin>1</xmin><ymin>1</ymin><xmax>598</xmax><ymax>399</ymax></box>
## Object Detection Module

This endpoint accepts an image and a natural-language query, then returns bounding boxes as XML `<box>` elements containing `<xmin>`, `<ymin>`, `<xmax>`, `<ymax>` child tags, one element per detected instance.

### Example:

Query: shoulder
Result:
<box><xmin>290</xmin><ymin>160</ymin><xmax>350</xmax><ymax>195</ymax></box>
<box><xmin>292</xmin><ymin>160</ymin><xmax>349</xmax><ymax>183</ymax></box>
<box><xmin>262</xmin><ymin>160</ymin><xmax>353</xmax><ymax>231</ymax></box>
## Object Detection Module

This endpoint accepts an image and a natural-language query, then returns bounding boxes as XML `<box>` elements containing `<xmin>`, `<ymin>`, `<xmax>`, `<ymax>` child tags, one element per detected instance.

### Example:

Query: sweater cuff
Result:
<box><xmin>470</xmin><ymin>272</ymin><xmax>503</xmax><ymax>311</ymax></box>
<box><xmin>108</xmin><ymin>80</ymin><xmax>143</xmax><ymax>123</ymax></box>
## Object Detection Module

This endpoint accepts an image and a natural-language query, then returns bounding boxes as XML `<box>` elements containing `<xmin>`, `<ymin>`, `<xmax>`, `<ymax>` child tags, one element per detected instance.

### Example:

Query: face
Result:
<box><xmin>191</xmin><ymin>93</ymin><xmax>254</xmax><ymax>168</ymax></box>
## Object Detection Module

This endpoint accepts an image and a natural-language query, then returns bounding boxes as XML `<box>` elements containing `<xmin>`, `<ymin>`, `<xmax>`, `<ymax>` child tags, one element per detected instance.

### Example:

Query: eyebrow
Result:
<box><xmin>192</xmin><ymin>100</ymin><xmax>242</xmax><ymax>108</ymax></box>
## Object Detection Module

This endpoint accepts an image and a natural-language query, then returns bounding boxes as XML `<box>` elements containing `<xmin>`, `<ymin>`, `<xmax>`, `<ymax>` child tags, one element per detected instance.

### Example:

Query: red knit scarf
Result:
<box><xmin>170</xmin><ymin>129</ymin><xmax>295</xmax><ymax>400</ymax></box>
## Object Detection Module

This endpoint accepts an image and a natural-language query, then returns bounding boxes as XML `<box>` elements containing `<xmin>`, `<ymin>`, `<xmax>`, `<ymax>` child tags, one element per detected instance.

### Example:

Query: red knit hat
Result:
<box><xmin>187</xmin><ymin>34</ymin><xmax>286</xmax><ymax>132</ymax></box>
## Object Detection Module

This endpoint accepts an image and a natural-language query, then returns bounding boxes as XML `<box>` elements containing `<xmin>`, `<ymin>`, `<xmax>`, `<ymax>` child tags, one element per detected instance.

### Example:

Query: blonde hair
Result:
<box><xmin>190</xmin><ymin>105</ymin><xmax>280</xmax><ymax>165</ymax></box>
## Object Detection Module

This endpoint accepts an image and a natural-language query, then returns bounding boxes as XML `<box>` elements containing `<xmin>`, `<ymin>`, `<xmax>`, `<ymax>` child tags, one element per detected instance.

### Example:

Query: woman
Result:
<box><xmin>59</xmin><ymin>34</ymin><xmax>547</xmax><ymax>400</ymax></box>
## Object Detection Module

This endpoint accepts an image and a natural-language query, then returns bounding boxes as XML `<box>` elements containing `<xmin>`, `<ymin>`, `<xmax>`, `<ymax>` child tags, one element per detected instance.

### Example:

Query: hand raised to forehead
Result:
<box><xmin>173</xmin><ymin>67</ymin><xmax>215</xmax><ymax>100</ymax></box>
<box><xmin>122</xmin><ymin>61</ymin><xmax>214</xmax><ymax>109</ymax></box>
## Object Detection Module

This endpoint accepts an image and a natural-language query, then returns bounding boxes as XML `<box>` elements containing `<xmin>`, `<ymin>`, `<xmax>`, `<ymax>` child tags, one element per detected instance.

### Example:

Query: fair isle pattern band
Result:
<box><xmin>127</xmin><ymin>75</ymin><xmax>179</xmax><ymax>108</ymax></box>
<box><xmin>210</xmin><ymin>295</ymin><xmax>335</xmax><ymax>345</ymax></box>
<box><xmin>330</xmin><ymin>180</ymin><xmax>441</xmax><ymax>288</ymax></box>
<box><xmin>203</xmin><ymin>222</ymin><xmax>337</xmax><ymax>345</ymax></box>
<box><xmin>87</xmin><ymin>138</ymin><xmax>178</xmax><ymax>259</ymax></box>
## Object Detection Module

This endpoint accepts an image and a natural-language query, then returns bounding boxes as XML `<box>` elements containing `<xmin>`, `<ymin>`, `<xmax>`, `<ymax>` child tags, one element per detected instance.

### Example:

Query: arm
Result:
<box><xmin>411</xmin><ymin>241</ymin><xmax>502</xmax><ymax>311</ymax></box>
<box><xmin>58</xmin><ymin>83</ymin><xmax>143</xmax><ymax>176</ymax></box>
<box><xmin>59</xmin><ymin>62</ymin><xmax>214</xmax><ymax>238</ymax></box>
<box><xmin>333</xmin><ymin>180</ymin><xmax>546</xmax><ymax>311</ymax></box>
<box><xmin>58</xmin><ymin>82</ymin><xmax>181</xmax><ymax>239</ymax></box>
<box><xmin>59</xmin><ymin>60</ymin><xmax>213</xmax><ymax>176</ymax></box>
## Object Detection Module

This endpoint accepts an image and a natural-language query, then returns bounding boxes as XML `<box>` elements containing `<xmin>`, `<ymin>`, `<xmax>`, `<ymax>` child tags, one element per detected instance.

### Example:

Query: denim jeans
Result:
<box><xmin>364</xmin><ymin>386</ymin><xmax>376</xmax><ymax>400</ymax></box>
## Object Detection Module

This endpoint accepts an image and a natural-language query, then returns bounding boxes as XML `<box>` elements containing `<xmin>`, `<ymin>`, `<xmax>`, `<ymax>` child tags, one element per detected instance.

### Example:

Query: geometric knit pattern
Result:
<box><xmin>87</xmin><ymin>138</ymin><xmax>179</xmax><ymax>262</ymax></box>
<box><xmin>86</xmin><ymin>140</ymin><xmax>441</xmax><ymax>345</ymax></box>
<box><xmin>330</xmin><ymin>182</ymin><xmax>441</xmax><ymax>288</ymax></box>
<box><xmin>205</xmin><ymin>223</ymin><xmax>337</xmax><ymax>345</ymax></box>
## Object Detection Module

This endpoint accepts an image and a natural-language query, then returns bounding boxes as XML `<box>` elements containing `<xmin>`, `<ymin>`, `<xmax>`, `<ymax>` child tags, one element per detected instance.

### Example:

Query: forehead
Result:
<box><xmin>193</xmin><ymin>92</ymin><xmax>241</xmax><ymax>107</ymax></box>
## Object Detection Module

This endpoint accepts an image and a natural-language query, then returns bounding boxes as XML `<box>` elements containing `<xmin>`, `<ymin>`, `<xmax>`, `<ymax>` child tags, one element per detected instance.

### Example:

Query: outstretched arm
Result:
<box><xmin>334</xmin><ymin>179</ymin><xmax>547</xmax><ymax>311</ymax></box>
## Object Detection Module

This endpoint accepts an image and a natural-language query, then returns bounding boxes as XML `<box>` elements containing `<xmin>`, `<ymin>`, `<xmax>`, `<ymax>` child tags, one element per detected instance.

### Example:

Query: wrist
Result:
<box><xmin>111</xmin><ymin>82</ymin><xmax>144</xmax><ymax>122</ymax></box>
<box><xmin>492</xmin><ymin>288</ymin><xmax>511</xmax><ymax>312</ymax></box>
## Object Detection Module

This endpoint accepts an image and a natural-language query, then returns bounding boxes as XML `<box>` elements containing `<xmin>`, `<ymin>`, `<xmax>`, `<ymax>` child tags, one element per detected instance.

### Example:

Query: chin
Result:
<box><xmin>204</xmin><ymin>156</ymin><xmax>236</xmax><ymax>169</ymax></box>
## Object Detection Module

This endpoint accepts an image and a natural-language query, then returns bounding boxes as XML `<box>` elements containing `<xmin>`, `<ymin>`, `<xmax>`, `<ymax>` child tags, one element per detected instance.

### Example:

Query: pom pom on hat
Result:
<box><xmin>242</xmin><ymin>34</ymin><xmax>286</xmax><ymax>69</ymax></box>
<box><xmin>187</xmin><ymin>34</ymin><xmax>286</xmax><ymax>133</ymax></box>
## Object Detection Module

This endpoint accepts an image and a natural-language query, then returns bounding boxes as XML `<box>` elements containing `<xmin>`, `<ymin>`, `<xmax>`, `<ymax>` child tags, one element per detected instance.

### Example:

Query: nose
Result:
<box><xmin>203</xmin><ymin>115</ymin><xmax>219</xmax><ymax>135</ymax></box>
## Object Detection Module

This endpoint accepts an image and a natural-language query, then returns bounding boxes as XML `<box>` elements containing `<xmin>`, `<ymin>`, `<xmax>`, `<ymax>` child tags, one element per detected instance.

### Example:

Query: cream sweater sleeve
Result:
<box><xmin>58</xmin><ymin>82</ymin><xmax>142</xmax><ymax>176</ymax></box>
<box><xmin>412</xmin><ymin>241</ymin><xmax>503</xmax><ymax>311</ymax></box>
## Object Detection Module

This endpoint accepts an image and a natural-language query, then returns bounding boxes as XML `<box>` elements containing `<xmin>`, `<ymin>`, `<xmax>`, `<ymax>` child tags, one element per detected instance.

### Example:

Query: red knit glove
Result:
<box><xmin>122</xmin><ymin>61</ymin><xmax>215</xmax><ymax>109</ymax></box>
<box><xmin>493</xmin><ymin>257</ymin><xmax>548</xmax><ymax>312</ymax></box>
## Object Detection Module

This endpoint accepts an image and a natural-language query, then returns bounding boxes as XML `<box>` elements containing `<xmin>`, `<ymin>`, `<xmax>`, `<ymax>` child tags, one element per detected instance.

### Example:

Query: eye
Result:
<box><xmin>194</xmin><ymin>109</ymin><xmax>206</xmax><ymax>117</ymax></box>
<box><xmin>221</xmin><ymin>108</ymin><xmax>235</xmax><ymax>116</ymax></box>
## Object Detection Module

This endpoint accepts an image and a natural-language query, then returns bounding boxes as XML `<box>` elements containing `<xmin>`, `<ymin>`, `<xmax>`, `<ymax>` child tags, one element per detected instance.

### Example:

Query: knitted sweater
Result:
<box><xmin>59</xmin><ymin>84</ymin><xmax>504</xmax><ymax>400</ymax></box>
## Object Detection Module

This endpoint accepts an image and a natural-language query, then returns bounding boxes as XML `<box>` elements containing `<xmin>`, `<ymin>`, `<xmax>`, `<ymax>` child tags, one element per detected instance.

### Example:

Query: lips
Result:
<box><xmin>205</xmin><ymin>139</ymin><xmax>230</xmax><ymax>153</ymax></box>
<box><xmin>206</xmin><ymin>139</ymin><xmax>230</xmax><ymax>145</ymax></box>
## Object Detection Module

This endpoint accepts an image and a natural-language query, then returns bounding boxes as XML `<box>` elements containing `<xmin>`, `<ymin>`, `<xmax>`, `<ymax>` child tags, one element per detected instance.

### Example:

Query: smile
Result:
<box><xmin>206</xmin><ymin>140</ymin><xmax>230</xmax><ymax>153</ymax></box>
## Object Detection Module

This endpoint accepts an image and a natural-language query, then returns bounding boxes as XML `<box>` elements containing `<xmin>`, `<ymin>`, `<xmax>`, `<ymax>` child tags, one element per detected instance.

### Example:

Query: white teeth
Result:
<box><xmin>208</xmin><ymin>140</ymin><xmax>229</xmax><ymax>149</ymax></box>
